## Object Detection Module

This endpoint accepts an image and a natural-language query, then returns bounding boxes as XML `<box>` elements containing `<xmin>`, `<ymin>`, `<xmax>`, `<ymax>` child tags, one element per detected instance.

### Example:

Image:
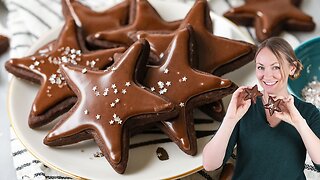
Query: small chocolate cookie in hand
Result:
<box><xmin>0</xmin><ymin>35</ymin><xmax>9</xmax><ymax>56</ymax></box>
<box><xmin>264</xmin><ymin>96</ymin><xmax>282</xmax><ymax>116</ymax></box>
<box><xmin>243</xmin><ymin>84</ymin><xmax>262</xmax><ymax>104</ymax></box>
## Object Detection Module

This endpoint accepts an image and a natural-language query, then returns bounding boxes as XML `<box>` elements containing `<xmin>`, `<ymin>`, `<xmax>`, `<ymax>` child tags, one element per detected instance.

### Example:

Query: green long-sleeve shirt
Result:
<box><xmin>223</xmin><ymin>96</ymin><xmax>320</xmax><ymax>180</ymax></box>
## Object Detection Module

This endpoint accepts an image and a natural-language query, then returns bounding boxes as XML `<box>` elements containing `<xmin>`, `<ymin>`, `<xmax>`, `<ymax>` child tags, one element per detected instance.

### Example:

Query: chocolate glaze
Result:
<box><xmin>5</xmin><ymin>18</ymin><xmax>125</xmax><ymax>127</ymax></box>
<box><xmin>224</xmin><ymin>0</ymin><xmax>315</xmax><ymax>42</ymax></box>
<box><xmin>264</xmin><ymin>96</ymin><xmax>282</xmax><ymax>116</ymax></box>
<box><xmin>88</xmin><ymin>0</ymin><xmax>181</xmax><ymax>47</ymax></box>
<box><xmin>44</xmin><ymin>40</ymin><xmax>177</xmax><ymax>174</ymax></box>
<box><xmin>62</xmin><ymin>0</ymin><xmax>130</xmax><ymax>37</ymax></box>
<box><xmin>133</xmin><ymin>0</ymin><xmax>256</xmax><ymax>76</ymax></box>
<box><xmin>143</xmin><ymin>26</ymin><xmax>234</xmax><ymax>155</ymax></box>
<box><xmin>243</xmin><ymin>84</ymin><xmax>262</xmax><ymax>104</ymax></box>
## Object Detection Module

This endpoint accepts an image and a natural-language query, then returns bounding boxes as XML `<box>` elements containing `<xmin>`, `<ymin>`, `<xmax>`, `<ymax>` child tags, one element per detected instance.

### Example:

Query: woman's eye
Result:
<box><xmin>257</xmin><ymin>66</ymin><xmax>264</xmax><ymax>70</ymax></box>
<box><xmin>272</xmin><ymin>66</ymin><xmax>280</xmax><ymax>70</ymax></box>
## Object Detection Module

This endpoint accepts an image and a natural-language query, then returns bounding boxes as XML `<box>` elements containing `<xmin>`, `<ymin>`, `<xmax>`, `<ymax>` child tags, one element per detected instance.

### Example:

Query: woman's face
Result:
<box><xmin>255</xmin><ymin>47</ymin><xmax>294</xmax><ymax>95</ymax></box>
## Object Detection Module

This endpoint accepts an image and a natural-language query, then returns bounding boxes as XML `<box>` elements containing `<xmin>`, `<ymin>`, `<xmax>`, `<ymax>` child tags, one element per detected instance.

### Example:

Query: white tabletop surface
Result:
<box><xmin>0</xmin><ymin>0</ymin><xmax>319</xmax><ymax>179</ymax></box>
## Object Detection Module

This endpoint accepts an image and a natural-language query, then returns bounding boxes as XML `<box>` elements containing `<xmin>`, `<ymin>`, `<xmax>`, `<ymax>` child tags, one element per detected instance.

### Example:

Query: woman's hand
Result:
<box><xmin>274</xmin><ymin>95</ymin><xmax>305</xmax><ymax>128</ymax></box>
<box><xmin>224</xmin><ymin>86</ymin><xmax>252</xmax><ymax>124</ymax></box>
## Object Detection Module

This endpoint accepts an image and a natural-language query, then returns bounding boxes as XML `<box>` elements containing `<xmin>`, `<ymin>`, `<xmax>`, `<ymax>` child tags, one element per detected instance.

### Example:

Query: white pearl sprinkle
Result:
<box><xmin>82</xmin><ymin>68</ymin><xmax>87</xmax><ymax>74</ymax></box>
<box><xmin>96</xmin><ymin>114</ymin><xmax>101</xmax><ymax>120</ymax></box>
<box><xmin>164</xmin><ymin>68</ymin><xmax>169</xmax><ymax>74</ymax></box>
<box><xmin>84</xmin><ymin>110</ymin><xmax>89</xmax><ymax>115</ymax></box>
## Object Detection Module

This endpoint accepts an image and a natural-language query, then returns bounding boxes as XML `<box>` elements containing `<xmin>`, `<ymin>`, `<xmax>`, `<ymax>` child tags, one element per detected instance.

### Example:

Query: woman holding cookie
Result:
<box><xmin>203</xmin><ymin>37</ymin><xmax>320</xmax><ymax>179</ymax></box>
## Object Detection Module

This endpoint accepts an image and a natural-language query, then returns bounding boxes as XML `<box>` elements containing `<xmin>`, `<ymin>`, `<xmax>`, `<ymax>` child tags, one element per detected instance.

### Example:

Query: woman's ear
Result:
<box><xmin>290</xmin><ymin>62</ymin><xmax>297</xmax><ymax>75</ymax></box>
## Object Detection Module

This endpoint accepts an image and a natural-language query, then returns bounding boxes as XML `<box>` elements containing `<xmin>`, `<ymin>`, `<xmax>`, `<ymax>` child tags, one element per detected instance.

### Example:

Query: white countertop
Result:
<box><xmin>0</xmin><ymin>0</ymin><xmax>319</xmax><ymax>179</ymax></box>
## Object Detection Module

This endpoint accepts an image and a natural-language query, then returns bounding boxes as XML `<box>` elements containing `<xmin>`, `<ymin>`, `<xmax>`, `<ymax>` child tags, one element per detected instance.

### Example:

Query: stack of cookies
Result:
<box><xmin>5</xmin><ymin>0</ymin><xmax>257</xmax><ymax>174</ymax></box>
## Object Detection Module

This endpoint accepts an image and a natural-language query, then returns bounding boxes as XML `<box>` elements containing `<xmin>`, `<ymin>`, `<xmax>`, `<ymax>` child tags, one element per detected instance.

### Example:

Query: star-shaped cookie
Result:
<box><xmin>5</xmin><ymin>18</ymin><xmax>126</xmax><ymax>128</ymax></box>
<box><xmin>132</xmin><ymin>0</ymin><xmax>256</xmax><ymax>76</ymax></box>
<box><xmin>223</xmin><ymin>0</ymin><xmax>315</xmax><ymax>42</ymax></box>
<box><xmin>44</xmin><ymin>40</ymin><xmax>177</xmax><ymax>174</ymax></box>
<box><xmin>143</xmin><ymin>26</ymin><xmax>237</xmax><ymax>155</ymax></box>
<box><xmin>264</xmin><ymin>96</ymin><xmax>282</xmax><ymax>116</ymax></box>
<box><xmin>62</xmin><ymin>0</ymin><xmax>130</xmax><ymax>39</ymax></box>
<box><xmin>87</xmin><ymin>0</ymin><xmax>181</xmax><ymax>48</ymax></box>
<box><xmin>243</xmin><ymin>84</ymin><xmax>263</xmax><ymax>104</ymax></box>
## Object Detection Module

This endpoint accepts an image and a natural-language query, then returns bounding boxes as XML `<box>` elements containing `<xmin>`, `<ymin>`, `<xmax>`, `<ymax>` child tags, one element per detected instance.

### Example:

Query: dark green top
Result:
<box><xmin>223</xmin><ymin>96</ymin><xmax>320</xmax><ymax>180</ymax></box>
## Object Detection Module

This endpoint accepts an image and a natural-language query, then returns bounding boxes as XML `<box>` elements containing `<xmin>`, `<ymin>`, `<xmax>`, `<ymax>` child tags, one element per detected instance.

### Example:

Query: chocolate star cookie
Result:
<box><xmin>223</xmin><ymin>0</ymin><xmax>316</xmax><ymax>42</ymax></box>
<box><xmin>243</xmin><ymin>84</ymin><xmax>262</xmax><ymax>104</ymax></box>
<box><xmin>62</xmin><ymin>0</ymin><xmax>130</xmax><ymax>41</ymax></box>
<box><xmin>132</xmin><ymin>0</ymin><xmax>256</xmax><ymax>76</ymax></box>
<box><xmin>5</xmin><ymin>18</ymin><xmax>126</xmax><ymax>128</ymax></box>
<box><xmin>143</xmin><ymin>26</ymin><xmax>237</xmax><ymax>155</ymax></box>
<box><xmin>264</xmin><ymin>96</ymin><xmax>282</xmax><ymax>116</ymax></box>
<box><xmin>0</xmin><ymin>35</ymin><xmax>9</xmax><ymax>56</ymax></box>
<box><xmin>87</xmin><ymin>0</ymin><xmax>181</xmax><ymax>48</ymax></box>
<box><xmin>44</xmin><ymin>40</ymin><xmax>177</xmax><ymax>174</ymax></box>
<box><xmin>132</xmin><ymin>0</ymin><xmax>256</xmax><ymax>121</ymax></box>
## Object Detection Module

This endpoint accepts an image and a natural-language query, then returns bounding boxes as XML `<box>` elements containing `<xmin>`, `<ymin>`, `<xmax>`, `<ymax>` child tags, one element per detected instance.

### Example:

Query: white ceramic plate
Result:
<box><xmin>8</xmin><ymin>0</ymin><xmax>256</xmax><ymax>179</ymax></box>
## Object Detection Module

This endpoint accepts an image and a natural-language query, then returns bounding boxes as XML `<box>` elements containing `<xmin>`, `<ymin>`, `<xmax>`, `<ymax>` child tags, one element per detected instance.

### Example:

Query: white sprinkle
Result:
<box><xmin>31</xmin><ymin>56</ymin><xmax>36</xmax><ymax>61</ymax></box>
<box><xmin>121</xmin><ymin>89</ymin><xmax>127</xmax><ymax>94</ymax></box>
<box><xmin>56</xmin><ymin>78</ymin><xmax>62</xmax><ymax>85</ymax></box>
<box><xmin>162</xmin><ymin>88</ymin><xmax>167</xmax><ymax>93</ymax></box>
<box><xmin>179</xmin><ymin>102</ymin><xmax>185</xmax><ymax>107</ymax></box>
<box><xmin>111</xmin><ymin>67</ymin><xmax>117</xmax><ymax>71</ymax></box>
<box><xmin>34</xmin><ymin>61</ymin><xmax>40</xmax><ymax>66</ymax></box>
<box><xmin>96</xmin><ymin>114</ymin><xmax>101</xmax><ymax>120</ymax></box>
<box><xmin>29</xmin><ymin>65</ymin><xmax>35</xmax><ymax>69</ymax></box>
<box><xmin>158</xmin><ymin>81</ymin><xmax>164</xmax><ymax>89</ymax></box>
<box><xmin>70</xmin><ymin>54</ymin><xmax>76</xmax><ymax>59</ymax></box>
<box><xmin>115</xmin><ymin>98</ymin><xmax>120</xmax><ymax>103</ymax></box>
<box><xmin>110</xmin><ymin>102</ymin><xmax>115</xmax><ymax>107</ymax></box>
<box><xmin>117</xmin><ymin>120</ymin><xmax>122</xmax><ymax>125</ymax></box>
<box><xmin>150</xmin><ymin>87</ymin><xmax>155</xmax><ymax>91</ymax></box>
<box><xmin>109</xmin><ymin>120</ymin><xmax>114</xmax><ymax>125</ymax></box>
<box><xmin>111</xmin><ymin>84</ymin><xmax>117</xmax><ymax>89</ymax></box>
<box><xmin>84</xmin><ymin>110</ymin><xmax>89</xmax><ymax>115</ymax></box>
<box><xmin>71</xmin><ymin>49</ymin><xmax>76</xmax><ymax>54</ymax></box>
<box><xmin>95</xmin><ymin>91</ymin><xmax>100</xmax><ymax>96</ymax></box>
<box><xmin>113</xmin><ymin>114</ymin><xmax>117</xmax><ymax>118</ymax></box>
<box><xmin>125</xmin><ymin>82</ymin><xmax>131</xmax><ymax>87</ymax></box>
<box><xmin>166</xmin><ymin>81</ymin><xmax>171</xmax><ymax>86</ymax></box>
<box><xmin>92</xmin><ymin>86</ymin><xmax>97</xmax><ymax>91</ymax></box>
<box><xmin>182</xmin><ymin>76</ymin><xmax>187</xmax><ymax>82</ymax></box>
<box><xmin>114</xmin><ymin>89</ymin><xmax>118</xmax><ymax>94</ymax></box>
<box><xmin>82</xmin><ymin>68</ymin><xmax>87</xmax><ymax>74</ymax></box>
<box><xmin>90</xmin><ymin>61</ymin><xmax>96</xmax><ymax>68</ymax></box>
<box><xmin>114</xmin><ymin>116</ymin><xmax>121</xmax><ymax>122</ymax></box>
<box><xmin>164</xmin><ymin>68</ymin><xmax>169</xmax><ymax>74</ymax></box>
<box><xmin>61</xmin><ymin>56</ymin><xmax>68</xmax><ymax>63</ymax></box>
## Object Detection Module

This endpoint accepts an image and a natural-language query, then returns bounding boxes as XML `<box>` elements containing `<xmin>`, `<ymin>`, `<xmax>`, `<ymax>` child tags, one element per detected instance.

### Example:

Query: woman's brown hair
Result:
<box><xmin>255</xmin><ymin>37</ymin><xmax>303</xmax><ymax>79</ymax></box>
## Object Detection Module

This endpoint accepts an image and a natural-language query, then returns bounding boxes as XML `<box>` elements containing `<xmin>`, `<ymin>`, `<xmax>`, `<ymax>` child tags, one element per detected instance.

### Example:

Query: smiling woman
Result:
<box><xmin>203</xmin><ymin>37</ymin><xmax>320</xmax><ymax>180</ymax></box>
